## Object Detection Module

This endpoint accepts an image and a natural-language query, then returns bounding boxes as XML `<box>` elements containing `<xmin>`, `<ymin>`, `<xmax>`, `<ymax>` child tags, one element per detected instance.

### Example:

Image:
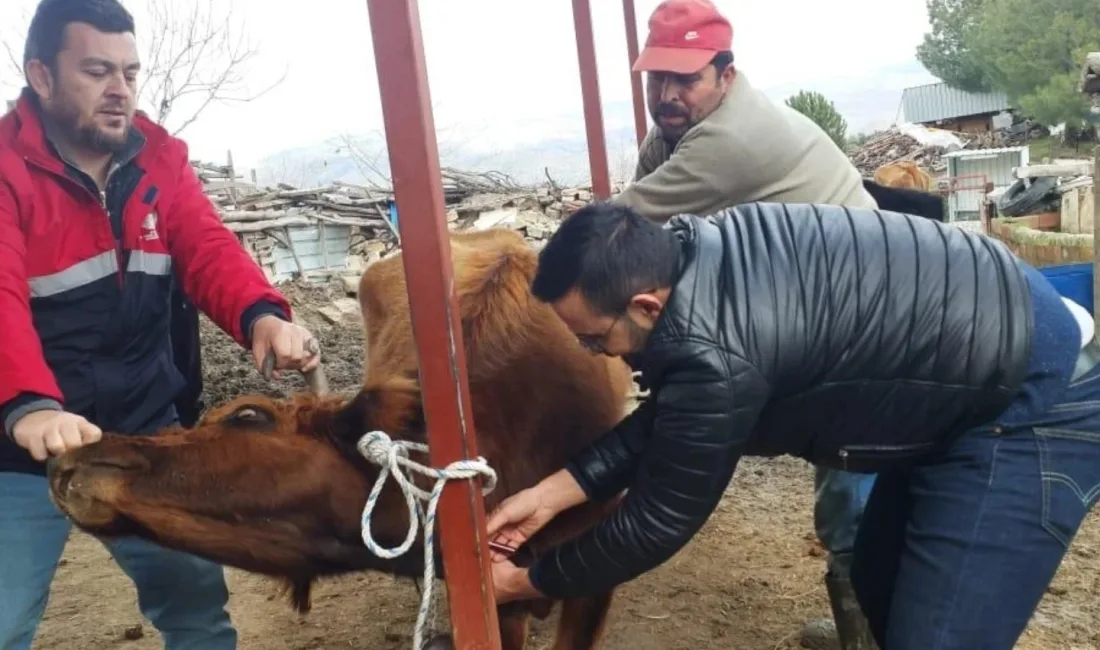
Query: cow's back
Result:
<box><xmin>357</xmin><ymin>228</ymin><xmax>633</xmax><ymax>501</ymax></box>
<box><xmin>873</xmin><ymin>160</ymin><xmax>933</xmax><ymax>191</ymax></box>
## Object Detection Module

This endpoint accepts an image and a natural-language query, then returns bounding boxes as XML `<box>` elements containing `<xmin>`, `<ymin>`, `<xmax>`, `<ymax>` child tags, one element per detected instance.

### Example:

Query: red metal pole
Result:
<box><xmin>622</xmin><ymin>0</ymin><xmax>648</xmax><ymax>147</ymax></box>
<box><xmin>571</xmin><ymin>0</ymin><xmax>612</xmax><ymax>199</ymax></box>
<box><xmin>362</xmin><ymin>1</ymin><xmax>502</xmax><ymax>649</ymax></box>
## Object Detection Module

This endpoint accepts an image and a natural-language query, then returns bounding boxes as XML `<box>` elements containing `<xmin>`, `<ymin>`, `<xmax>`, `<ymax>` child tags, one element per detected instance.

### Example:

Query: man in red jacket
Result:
<box><xmin>0</xmin><ymin>1</ymin><xmax>319</xmax><ymax>647</ymax></box>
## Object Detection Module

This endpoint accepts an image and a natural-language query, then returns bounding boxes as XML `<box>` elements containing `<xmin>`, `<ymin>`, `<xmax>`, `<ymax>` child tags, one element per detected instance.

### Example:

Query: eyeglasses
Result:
<box><xmin>576</xmin><ymin>313</ymin><xmax>622</xmax><ymax>354</ymax></box>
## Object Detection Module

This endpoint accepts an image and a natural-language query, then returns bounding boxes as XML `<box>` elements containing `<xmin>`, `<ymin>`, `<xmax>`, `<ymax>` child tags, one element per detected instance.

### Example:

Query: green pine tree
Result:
<box><xmin>785</xmin><ymin>91</ymin><xmax>849</xmax><ymax>149</ymax></box>
<box><xmin>970</xmin><ymin>0</ymin><xmax>1099</xmax><ymax>128</ymax></box>
<box><xmin>916</xmin><ymin>0</ymin><xmax>995</xmax><ymax>91</ymax></box>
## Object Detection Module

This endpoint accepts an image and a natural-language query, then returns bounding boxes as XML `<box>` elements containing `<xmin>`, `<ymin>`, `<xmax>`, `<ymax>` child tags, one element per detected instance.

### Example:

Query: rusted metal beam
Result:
<box><xmin>362</xmin><ymin>1</ymin><xmax>502</xmax><ymax>648</ymax></box>
<box><xmin>622</xmin><ymin>0</ymin><xmax>648</xmax><ymax>147</ymax></box>
<box><xmin>571</xmin><ymin>0</ymin><xmax>612</xmax><ymax>199</ymax></box>
<box><xmin>1092</xmin><ymin>145</ymin><xmax>1099</xmax><ymax>333</ymax></box>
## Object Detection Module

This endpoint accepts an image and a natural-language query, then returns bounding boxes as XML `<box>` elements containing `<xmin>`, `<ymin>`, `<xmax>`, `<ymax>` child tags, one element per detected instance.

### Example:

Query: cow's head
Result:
<box><xmin>45</xmin><ymin>379</ymin><xmax>435</xmax><ymax>611</ymax></box>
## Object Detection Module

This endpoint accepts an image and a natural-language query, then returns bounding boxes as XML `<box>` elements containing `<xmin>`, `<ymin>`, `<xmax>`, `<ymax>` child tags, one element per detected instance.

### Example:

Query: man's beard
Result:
<box><xmin>50</xmin><ymin>93</ymin><xmax>130</xmax><ymax>155</ymax></box>
<box><xmin>650</xmin><ymin>102</ymin><xmax>694</xmax><ymax>144</ymax></box>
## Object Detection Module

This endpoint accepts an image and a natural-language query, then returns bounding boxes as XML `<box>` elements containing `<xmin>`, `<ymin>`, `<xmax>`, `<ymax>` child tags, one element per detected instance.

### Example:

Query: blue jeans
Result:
<box><xmin>850</xmin><ymin>360</ymin><xmax>1100</xmax><ymax>649</ymax></box>
<box><xmin>814</xmin><ymin>467</ymin><xmax>876</xmax><ymax>572</ymax></box>
<box><xmin>0</xmin><ymin>472</ymin><xmax>237</xmax><ymax>650</ymax></box>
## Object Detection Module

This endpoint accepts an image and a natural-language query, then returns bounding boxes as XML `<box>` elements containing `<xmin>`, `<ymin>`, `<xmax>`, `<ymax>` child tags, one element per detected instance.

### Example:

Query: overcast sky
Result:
<box><xmin>0</xmin><ymin>0</ymin><xmax>936</xmax><ymax>170</ymax></box>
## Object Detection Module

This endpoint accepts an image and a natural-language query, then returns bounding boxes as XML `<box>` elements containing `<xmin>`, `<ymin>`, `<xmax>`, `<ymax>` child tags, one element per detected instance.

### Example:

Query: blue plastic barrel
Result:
<box><xmin>1039</xmin><ymin>262</ymin><xmax>1094</xmax><ymax>313</ymax></box>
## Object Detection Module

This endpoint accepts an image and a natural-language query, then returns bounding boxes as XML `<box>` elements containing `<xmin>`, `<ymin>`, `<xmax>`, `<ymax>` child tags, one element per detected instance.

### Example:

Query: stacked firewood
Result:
<box><xmin>187</xmin><ymin>158</ymin><xmax>611</xmax><ymax>281</ymax></box>
<box><xmin>846</xmin><ymin>128</ymin><xmax>999</xmax><ymax>176</ymax></box>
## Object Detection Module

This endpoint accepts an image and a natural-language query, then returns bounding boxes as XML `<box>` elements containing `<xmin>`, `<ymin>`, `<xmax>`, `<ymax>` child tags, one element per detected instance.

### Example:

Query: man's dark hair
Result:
<box><xmin>23</xmin><ymin>0</ymin><xmax>135</xmax><ymax>73</ymax></box>
<box><xmin>711</xmin><ymin>51</ymin><xmax>734</xmax><ymax>74</ymax></box>
<box><xmin>531</xmin><ymin>201</ymin><xmax>681</xmax><ymax>316</ymax></box>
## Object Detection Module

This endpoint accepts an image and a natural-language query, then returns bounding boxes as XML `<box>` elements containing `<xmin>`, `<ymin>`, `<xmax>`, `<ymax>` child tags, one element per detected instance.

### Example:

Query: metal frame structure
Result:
<box><xmin>362</xmin><ymin>0</ymin><xmax>646</xmax><ymax>648</ymax></box>
<box><xmin>1092</xmin><ymin>146</ymin><xmax>1100</xmax><ymax>329</ymax></box>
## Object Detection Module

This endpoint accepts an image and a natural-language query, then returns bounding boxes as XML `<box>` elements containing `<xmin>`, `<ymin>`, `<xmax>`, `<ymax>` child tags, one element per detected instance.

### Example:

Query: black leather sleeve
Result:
<box><xmin>563</xmin><ymin>397</ymin><xmax>658</xmax><ymax>502</ymax></box>
<box><xmin>528</xmin><ymin>339</ymin><xmax>769</xmax><ymax>600</ymax></box>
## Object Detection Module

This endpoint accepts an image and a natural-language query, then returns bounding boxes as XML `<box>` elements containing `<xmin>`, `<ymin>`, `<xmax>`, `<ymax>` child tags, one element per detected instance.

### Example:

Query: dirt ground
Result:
<box><xmin>33</xmin><ymin>280</ymin><xmax>1100</xmax><ymax>650</ymax></box>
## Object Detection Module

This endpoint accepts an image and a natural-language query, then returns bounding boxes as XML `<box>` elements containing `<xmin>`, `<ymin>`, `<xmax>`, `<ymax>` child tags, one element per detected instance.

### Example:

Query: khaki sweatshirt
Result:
<box><xmin>612</xmin><ymin>71</ymin><xmax>877</xmax><ymax>220</ymax></box>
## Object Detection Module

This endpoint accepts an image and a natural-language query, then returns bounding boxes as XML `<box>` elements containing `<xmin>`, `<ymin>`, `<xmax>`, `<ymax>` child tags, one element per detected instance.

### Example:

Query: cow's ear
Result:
<box><xmin>332</xmin><ymin>390</ymin><xmax>371</xmax><ymax>444</ymax></box>
<box><xmin>331</xmin><ymin>377</ymin><xmax>422</xmax><ymax>444</ymax></box>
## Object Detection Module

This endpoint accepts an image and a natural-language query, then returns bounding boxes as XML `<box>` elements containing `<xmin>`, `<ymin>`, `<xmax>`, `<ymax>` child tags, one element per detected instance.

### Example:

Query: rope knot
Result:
<box><xmin>358</xmin><ymin>429</ymin><xmax>409</xmax><ymax>466</ymax></box>
<box><xmin>355</xmin><ymin>429</ymin><xmax>499</xmax><ymax>650</ymax></box>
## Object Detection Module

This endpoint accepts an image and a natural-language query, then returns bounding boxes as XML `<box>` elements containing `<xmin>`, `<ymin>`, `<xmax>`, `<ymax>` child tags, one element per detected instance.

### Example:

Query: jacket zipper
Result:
<box><xmin>838</xmin><ymin>441</ymin><xmax>936</xmax><ymax>471</ymax></box>
<box><xmin>24</xmin><ymin>155</ymin><xmax>125</xmax><ymax>285</ymax></box>
<box><xmin>98</xmin><ymin>179</ymin><xmax>125</xmax><ymax>286</ymax></box>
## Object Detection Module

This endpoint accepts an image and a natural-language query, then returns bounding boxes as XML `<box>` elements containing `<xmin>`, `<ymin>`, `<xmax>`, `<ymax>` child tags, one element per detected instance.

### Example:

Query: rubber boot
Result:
<box><xmin>824</xmin><ymin>567</ymin><xmax>878</xmax><ymax>650</ymax></box>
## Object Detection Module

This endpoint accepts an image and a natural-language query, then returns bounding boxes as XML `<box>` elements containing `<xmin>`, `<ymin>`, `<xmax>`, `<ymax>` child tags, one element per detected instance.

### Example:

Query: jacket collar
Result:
<box><xmin>11</xmin><ymin>86</ymin><xmax>150</xmax><ymax>175</ymax></box>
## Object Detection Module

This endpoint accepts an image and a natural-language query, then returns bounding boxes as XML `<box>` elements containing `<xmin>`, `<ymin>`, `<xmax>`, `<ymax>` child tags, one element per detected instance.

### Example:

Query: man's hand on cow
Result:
<box><xmin>485</xmin><ymin>486</ymin><xmax>558</xmax><ymax>560</ymax></box>
<box><xmin>250</xmin><ymin>315</ymin><xmax>321</xmax><ymax>378</ymax></box>
<box><xmin>485</xmin><ymin>468</ymin><xmax>591</xmax><ymax>561</ymax></box>
<box><xmin>490</xmin><ymin>558</ymin><xmax>543</xmax><ymax>604</ymax></box>
<box><xmin>12</xmin><ymin>410</ymin><xmax>102</xmax><ymax>462</ymax></box>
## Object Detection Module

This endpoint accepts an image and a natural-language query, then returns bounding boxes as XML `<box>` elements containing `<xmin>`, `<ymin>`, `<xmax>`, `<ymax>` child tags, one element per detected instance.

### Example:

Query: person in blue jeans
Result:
<box><xmin>483</xmin><ymin>201</ymin><xmax>1100</xmax><ymax>650</ymax></box>
<box><xmin>1</xmin><ymin>473</ymin><xmax>237</xmax><ymax>649</ymax></box>
<box><xmin>809</xmin><ymin>469</ymin><xmax>877</xmax><ymax>648</ymax></box>
<box><xmin>0</xmin><ymin>1</ymin><xmax>321</xmax><ymax>647</ymax></box>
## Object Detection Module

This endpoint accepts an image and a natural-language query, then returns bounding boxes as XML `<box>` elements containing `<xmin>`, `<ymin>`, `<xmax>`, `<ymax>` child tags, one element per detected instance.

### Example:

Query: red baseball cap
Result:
<box><xmin>633</xmin><ymin>0</ymin><xmax>733</xmax><ymax>74</ymax></box>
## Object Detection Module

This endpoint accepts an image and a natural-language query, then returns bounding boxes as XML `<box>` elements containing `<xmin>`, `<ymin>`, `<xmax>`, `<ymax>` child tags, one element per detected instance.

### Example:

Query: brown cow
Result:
<box><xmin>873</xmin><ymin>160</ymin><xmax>934</xmax><ymax>191</ymax></box>
<box><xmin>45</xmin><ymin>227</ymin><xmax>635</xmax><ymax>650</ymax></box>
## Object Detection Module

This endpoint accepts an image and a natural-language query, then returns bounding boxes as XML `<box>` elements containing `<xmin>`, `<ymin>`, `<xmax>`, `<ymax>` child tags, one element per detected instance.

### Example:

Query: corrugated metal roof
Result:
<box><xmin>901</xmin><ymin>82</ymin><xmax>1012</xmax><ymax>123</ymax></box>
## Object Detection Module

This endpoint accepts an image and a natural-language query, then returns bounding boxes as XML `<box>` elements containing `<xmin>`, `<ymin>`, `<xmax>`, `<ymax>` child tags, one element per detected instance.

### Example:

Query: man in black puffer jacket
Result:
<box><xmin>485</xmin><ymin>200</ymin><xmax>1100</xmax><ymax>650</ymax></box>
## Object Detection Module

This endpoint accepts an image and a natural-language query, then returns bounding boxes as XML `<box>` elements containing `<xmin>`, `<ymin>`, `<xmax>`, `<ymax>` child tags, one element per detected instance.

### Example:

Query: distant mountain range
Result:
<box><xmin>253</xmin><ymin>60</ymin><xmax>939</xmax><ymax>189</ymax></box>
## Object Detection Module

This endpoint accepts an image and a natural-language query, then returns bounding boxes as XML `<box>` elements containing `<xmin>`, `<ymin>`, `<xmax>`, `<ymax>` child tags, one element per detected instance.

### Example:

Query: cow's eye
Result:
<box><xmin>224</xmin><ymin>405</ymin><xmax>277</xmax><ymax>428</ymax></box>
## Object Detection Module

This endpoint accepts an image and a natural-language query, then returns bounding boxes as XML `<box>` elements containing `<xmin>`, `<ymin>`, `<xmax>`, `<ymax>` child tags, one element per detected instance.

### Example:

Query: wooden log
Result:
<box><xmin>1014</xmin><ymin>161</ymin><xmax>1093</xmax><ymax>179</ymax></box>
<box><xmin>191</xmin><ymin>161</ymin><xmax>233</xmax><ymax>175</ymax></box>
<box><xmin>302</xmin><ymin>200</ymin><xmax>386</xmax><ymax>216</ymax></box>
<box><xmin>1062</xmin><ymin>187</ymin><xmax>1083</xmax><ymax>233</ymax></box>
<box><xmin>224</xmin><ymin>216</ymin><xmax>313</xmax><ymax>232</ymax></box>
<box><xmin>221</xmin><ymin>209</ymin><xmax>388</xmax><ymax>231</ymax></box>
<box><xmin>319</xmin><ymin>193</ymin><xmax>390</xmax><ymax>207</ymax></box>
<box><xmin>242</xmin><ymin>199</ymin><xmax>297</xmax><ymax>211</ymax></box>
<box><xmin>202</xmin><ymin>180</ymin><xmax>258</xmax><ymax>192</ymax></box>
<box><xmin>220</xmin><ymin>208</ymin><xmax>313</xmax><ymax>222</ymax></box>
<box><xmin>312</xmin><ymin>210</ymin><xmax>390</xmax><ymax>227</ymax></box>
<box><xmin>274</xmin><ymin>186</ymin><xmax>340</xmax><ymax>198</ymax></box>
<box><xmin>332</xmin><ymin>180</ymin><xmax>391</xmax><ymax>198</ymax></box>
<box><xmin>236</xmin><ymin>191</ymin><xmax>281</xmax><ymax>207</ymax></box>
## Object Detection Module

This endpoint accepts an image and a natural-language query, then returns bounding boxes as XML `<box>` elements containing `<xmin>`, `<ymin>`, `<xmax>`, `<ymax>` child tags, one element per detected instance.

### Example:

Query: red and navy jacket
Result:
<box><xmin>0</xmin><ymin>90</ymin><xmax>292</xmax><ymax>475</ymax></box>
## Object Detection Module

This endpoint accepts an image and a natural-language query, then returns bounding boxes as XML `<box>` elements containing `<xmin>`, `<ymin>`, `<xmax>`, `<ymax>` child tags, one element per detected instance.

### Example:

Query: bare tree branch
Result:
<box><xmin>1</xmin><ymin>41</ymin><xmax>19</xmax><ymax>81</ymax></box>
<box><xmin>0</xmin><ymin>0</ymin><xmax>285</xmax><ymax>133</ymax></box>
<box><xmin>139</xmin><ymin>0</ymin><xmax>287</xmax><ymax>135</ymax></box>
<box><xmin>332</xmin><ymin>133</ymin><xmax>393</xmax><ymax>190</ymax></box>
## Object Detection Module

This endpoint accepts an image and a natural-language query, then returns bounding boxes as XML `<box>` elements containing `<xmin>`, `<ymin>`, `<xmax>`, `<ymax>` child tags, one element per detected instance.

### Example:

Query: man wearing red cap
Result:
<box><xmin>608</xmin><ymin>1</ymin><xmax>878</xmax><ymax>648</ymax></box>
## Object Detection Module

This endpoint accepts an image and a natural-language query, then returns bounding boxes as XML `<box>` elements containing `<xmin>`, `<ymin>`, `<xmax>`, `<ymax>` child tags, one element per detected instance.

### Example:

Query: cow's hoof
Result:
<box><xmin>422</xmin><ymin>634</ymin><xmax>455</xmax><ymax>650</ymax></box>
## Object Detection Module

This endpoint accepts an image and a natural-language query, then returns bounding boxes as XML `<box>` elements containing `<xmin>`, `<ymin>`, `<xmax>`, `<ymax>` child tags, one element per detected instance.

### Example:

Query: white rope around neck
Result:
<box><xmin>356</xmin><ymin>430</ymin><xmax>498</xmax><ymax>650</ymax></box>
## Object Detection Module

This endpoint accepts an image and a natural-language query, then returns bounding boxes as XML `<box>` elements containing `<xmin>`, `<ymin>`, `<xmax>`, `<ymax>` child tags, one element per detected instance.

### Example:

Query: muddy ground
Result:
<box><xmin>34</xmin><ymin>280</ymin><xmax>1100</xmax><ymax>649</ymax></box>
